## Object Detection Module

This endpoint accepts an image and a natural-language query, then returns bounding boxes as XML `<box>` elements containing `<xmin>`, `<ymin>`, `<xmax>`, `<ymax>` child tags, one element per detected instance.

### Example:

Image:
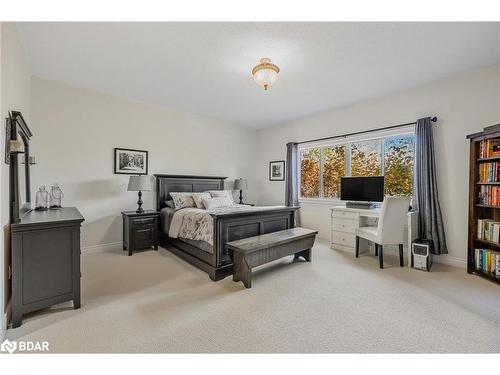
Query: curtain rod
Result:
<box><xmin>297</xmin><ymin>116</ymin><xmax>437</xmax><ymax>145</ymax></box>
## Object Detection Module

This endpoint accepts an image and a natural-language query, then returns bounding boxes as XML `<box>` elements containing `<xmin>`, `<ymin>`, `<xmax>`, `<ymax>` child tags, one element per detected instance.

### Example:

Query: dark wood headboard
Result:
<box><xmin>154</xmin><ymin>174</ymin><xmax>227</xmax><ymax>211</ymax></box>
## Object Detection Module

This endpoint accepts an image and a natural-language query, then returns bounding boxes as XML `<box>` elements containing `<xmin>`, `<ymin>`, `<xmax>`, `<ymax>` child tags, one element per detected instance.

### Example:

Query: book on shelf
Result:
<box><xmin>477</xmin><ymin>219</ymin><xmax>500</xmax><ymax>242</ymax></box>
<box><xmin>479</xmin><ymin>139</ymin><xmax>500</xmax><ymax>158</ymax></box>
<box><xmin>478</xmin><ymin>162</ymin><xmax>500</xmax><ymax>182</ymax></box>
<box><xmin>475</xmin><ymin>249</ymin><xmax>500</xmax><ymax>277</ymax></box>
<box><xmin>478</xmin><ymin>185</ymin><xmax>500</xmax><ymax>206</ymax></box>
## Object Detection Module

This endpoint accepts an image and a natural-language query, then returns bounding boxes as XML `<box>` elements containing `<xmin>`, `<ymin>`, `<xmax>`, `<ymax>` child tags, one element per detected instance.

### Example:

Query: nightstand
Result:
<box><xmin>121</xmin><ymin>210</ymin><xmax>160</xmax><ymax>256</ymax></box>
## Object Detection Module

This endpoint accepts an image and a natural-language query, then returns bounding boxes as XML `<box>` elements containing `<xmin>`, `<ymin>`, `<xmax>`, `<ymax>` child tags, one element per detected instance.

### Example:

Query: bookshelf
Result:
<box><xmin>466</xmin><ymin>124</ymin><xmax>500</xmax><ymax>285</ymax></box>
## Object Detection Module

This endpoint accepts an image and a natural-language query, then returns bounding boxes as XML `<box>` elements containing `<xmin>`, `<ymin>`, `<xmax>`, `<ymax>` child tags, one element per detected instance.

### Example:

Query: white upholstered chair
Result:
<box><xmin>355</xmin><ymin>196</ymin><xmax>411</xmax><ymax>269</ymax></box>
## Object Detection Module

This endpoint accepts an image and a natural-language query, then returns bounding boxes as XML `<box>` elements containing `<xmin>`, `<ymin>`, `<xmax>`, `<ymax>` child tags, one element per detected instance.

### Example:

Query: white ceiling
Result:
<box><xmin>17</xmin><ymin>22</ymin><xmax>500</xmax><ymax>128</ymax></box>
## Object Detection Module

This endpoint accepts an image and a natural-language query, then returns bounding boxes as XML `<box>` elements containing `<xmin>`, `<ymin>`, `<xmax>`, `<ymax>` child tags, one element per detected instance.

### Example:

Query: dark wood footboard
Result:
<box><xmin>209</xmin><ymin>207</ymin><xmax>299</xmax><ymax>280</ymax></box>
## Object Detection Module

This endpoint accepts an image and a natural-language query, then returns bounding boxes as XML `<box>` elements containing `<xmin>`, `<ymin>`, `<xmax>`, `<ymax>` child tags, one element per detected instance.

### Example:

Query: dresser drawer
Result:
<box><xmin>331</xmin><ymin>231</ymin><xmax>356</xmax><ymax>248</ymax></box>
<box><xmin>331</xmin><ymin>210</ymin><xmax>358</xmax><ymax>220</ymax></box>
<box><xmin>332</xmin><ymin>218</ymin><xmax>358</xmax><ymax>234</ymax></box>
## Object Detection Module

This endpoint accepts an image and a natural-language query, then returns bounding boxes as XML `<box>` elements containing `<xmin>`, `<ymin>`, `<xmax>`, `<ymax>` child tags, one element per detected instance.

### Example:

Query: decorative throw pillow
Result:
<box><xmin>192</xmin><ymin>192</ymin><xmax>212</xmax><ymax>209</ymax></box>
<box><xmin>202</xmin><ymin>197</ymin><xmax>235</xmax><ymax>210</ymax></box>
<box><xmin>208</xmin><ymin>190</ymin><xmax>235</xmax><ymax>204</ymax></box>
<box><xmin>164</xmin><ymin>200</ymin><xmax>175</xmax><ymax>209</ymax></box>
<box><xmin>169</xmin><ymin>192</ymin><xmax>196</xmax><ymax>210</ymax></box>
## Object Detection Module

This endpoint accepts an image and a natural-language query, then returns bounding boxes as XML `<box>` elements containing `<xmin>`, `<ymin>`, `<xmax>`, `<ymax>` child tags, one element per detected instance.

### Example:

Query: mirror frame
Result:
<box><xmin>9</xmin><ymin>111</ymin><xmax>33</xmax><ymax>223</ymax></box>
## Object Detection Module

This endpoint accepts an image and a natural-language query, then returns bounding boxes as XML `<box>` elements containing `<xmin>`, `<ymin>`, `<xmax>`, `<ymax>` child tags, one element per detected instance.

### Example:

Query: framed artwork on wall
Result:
<box><xmin>114</xmin><ymin>148</ymin><xmax>148</xmax><ymax>175</ymax></box>
<box><xmin>269</xmin><ymin>160</ymin><xmax>285</xmax><ymax>181</ymax></box>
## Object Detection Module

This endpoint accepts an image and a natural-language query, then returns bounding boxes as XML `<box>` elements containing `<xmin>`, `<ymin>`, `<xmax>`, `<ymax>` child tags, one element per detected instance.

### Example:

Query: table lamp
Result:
<box><xmin>233</xmin><ymin>178</ymin><xmax>248</xmax><ymax>204</ymax></box>
<box><xmin>127</xmin><ymin>175</ymin><xmax>152</xmax><ymax>213</ymax></box>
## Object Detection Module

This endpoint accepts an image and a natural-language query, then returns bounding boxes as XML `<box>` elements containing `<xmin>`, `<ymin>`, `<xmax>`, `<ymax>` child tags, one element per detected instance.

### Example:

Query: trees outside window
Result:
<box><xmin>300</xmin><ymin>148</ymin><xmax>321</xmax><ymax>198</ymax></box>
<box><xmin>383</xmin><ymin>135</ymin><xmax>415</xmax><ymax>196</ymax></box>
<box><xmin>299</xmin><ymin>133</ymin><xmax>415</xmax><ymax>199</ymax></box>
<box><xmin>350</xmin><ymin>140</ymin><xmax>382</xmax><ymax>177</ymax></box>
<box><xmin>323</xmin><ymin>145</ymin><xmax>345</xmax><ymax>198</ymax></box>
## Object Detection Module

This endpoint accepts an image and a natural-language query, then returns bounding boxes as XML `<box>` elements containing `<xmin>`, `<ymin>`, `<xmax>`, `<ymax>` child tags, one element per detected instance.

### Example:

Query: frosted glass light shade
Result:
<box><xmin>252</xmin><ymin>58</ymin><xmax>280</xmax><ymax>90</ymax></box>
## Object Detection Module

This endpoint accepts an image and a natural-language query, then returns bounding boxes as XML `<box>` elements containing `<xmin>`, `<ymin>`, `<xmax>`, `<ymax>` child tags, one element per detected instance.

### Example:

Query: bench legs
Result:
<box><xmin>294</xmin><ymin>248</ymin><xmax>312</xmax><ymax>262</ymax></box>
<box><xmin>233</xmin><ymin>249</ymin><xmax>312</xmax><ymax>289</ymax></box>
<box><xmin>233</xmin><ymin>253</ymin><xmax>252</xmax><ymax>289</ymax></box>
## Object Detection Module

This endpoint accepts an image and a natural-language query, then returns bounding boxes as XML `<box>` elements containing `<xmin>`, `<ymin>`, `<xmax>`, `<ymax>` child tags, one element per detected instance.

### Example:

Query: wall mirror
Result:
<box><xmin>8</xmin><ymin>111</ymin><xmax>33</xmax><ymax>223</ymax></box>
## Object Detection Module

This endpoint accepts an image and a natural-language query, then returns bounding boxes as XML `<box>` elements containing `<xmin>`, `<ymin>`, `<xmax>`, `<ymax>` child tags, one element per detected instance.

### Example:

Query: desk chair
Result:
<box><xmin>355</xmin><ymin>196</ymin><xmax>411</xmax><ymax>269</ymax></box>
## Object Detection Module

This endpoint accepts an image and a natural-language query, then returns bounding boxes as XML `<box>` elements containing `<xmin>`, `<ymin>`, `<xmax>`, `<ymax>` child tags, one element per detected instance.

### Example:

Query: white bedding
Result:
<box><xmin>168</xmin><ymin>205</ymin><xmax>285</xmax><ymax>245</ymax></box>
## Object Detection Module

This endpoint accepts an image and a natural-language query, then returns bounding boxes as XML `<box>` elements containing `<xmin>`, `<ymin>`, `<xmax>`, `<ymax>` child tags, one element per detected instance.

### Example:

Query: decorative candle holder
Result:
<box><xmin>49</xmin><ymin>183</ymin><xmax>64</xmax><ymax>209</ymax></box>
<box><xmin>35</xmin><ymin>185</ymin><xmax>50</xmax><ymax>210</ymax></box>
<box><xmin>22</xmin><ymin>155</ymin><xmax>37</xmax><ymax>165</ymax></box>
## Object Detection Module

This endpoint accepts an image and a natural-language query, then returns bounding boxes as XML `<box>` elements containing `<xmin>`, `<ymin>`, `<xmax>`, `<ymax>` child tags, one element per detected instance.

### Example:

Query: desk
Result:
<box><xmin>330</xmin><ymin>205</ymin><xmax>418</xmax><ymax>267</ymax></box>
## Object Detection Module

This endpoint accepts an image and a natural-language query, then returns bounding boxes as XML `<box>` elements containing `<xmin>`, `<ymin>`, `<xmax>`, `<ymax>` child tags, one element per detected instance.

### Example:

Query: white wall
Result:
<box><xmin>0</xmin><ymin>23</ymin><xmax>31</xmax><ymax>338</ymax></box>
<box><xmin>30</xmin><ymin>77</ymin><xmax>258</xmax><ymax>250</ymax></box>
<box><xmin>255</xmin><ymin>64</ymin><xmax>500</xmax><ymax>268</ymax></box>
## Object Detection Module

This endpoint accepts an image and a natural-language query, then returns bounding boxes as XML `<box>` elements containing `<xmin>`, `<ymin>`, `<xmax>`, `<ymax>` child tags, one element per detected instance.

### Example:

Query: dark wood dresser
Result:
<box><xmin>10</xmin><ymin>207</ymin><xmax>85</xmax><ymax>328</ymax></box>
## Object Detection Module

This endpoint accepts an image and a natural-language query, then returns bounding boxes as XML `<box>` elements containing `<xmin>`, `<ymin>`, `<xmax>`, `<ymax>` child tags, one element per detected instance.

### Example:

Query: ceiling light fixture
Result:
<box><xmin>252</xmin><ymin>58</ymin><xmax>280</xmax><ymax>91</ymax></box>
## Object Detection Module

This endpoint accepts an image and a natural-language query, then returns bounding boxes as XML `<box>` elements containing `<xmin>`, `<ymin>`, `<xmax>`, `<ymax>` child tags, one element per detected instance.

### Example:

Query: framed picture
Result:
<box><xmin>269</xmin><ymin>160</ymin><xmax>285</xmax><ymax>181</ymax></box>
<box><xmin>114</xmin><ymin>148</ymin><xmax>148</xmax><ymax>175</ymax></box>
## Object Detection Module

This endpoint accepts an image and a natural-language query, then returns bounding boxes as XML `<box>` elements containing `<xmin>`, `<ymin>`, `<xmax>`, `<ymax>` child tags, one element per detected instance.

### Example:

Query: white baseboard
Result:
<box><xmin>433</xmin><ymin>255</ymin><xmax>467</xmax><ymax>269</ymax></box>
<box><xmin>81</xmin><ymin>242</ymin><xmax>122</xmax><ymax>254</ymax></box>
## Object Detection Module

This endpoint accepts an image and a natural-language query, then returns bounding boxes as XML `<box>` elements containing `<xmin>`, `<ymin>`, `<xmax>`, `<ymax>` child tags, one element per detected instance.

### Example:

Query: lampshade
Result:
<box><xmin>127</xmin><ymin>175</ymin><xmax>152</xmax><ymax>191</ymax></box>
<box><xmin>252</xmin><ymin>58</ymin><xmax>280</xmax><ymax>90</ymax></box>
<box><xmin>234</xmin><ymin>178</ymin><xmax>248</xmax><ymax>190</ymax></box>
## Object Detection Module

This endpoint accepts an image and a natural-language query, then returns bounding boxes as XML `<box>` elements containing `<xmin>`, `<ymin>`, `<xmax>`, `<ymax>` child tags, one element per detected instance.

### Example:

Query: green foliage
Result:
<box><xmin>384</xmin><ymin>136</ymin><xmax>415</xmax><ymax>196</ymax></box>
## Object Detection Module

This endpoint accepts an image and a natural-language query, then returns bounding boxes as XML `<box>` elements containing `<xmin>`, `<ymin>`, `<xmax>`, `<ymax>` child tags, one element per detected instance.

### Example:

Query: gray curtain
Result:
<box><xmin>414</xmin><ymin>117</ymin><xmax>448</xmax><ymax>254</ymax></box>
<box><xmin>285</xmin><ymin>142</ymin><xmax>301</xmax><ymax>226</ymax></box>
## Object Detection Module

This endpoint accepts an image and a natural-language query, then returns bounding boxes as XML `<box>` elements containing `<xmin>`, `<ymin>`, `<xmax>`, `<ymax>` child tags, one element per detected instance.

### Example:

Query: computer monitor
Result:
<box><xmin>340</xmin><ymin>176</ymin><xmax>384</xmax><ymax>204</ymax></box>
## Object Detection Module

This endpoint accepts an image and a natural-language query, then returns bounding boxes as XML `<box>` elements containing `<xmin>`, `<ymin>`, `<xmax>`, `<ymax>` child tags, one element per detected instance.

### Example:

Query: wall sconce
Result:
<box><xmin>9</xmin><ymin>139</ymin><xmax>24</xmax><ymax>154</ymax></box>
<box><xmin>22</xmin><ymin>155</ymin><xmax>37</xmax><ymax>165</ymax></box>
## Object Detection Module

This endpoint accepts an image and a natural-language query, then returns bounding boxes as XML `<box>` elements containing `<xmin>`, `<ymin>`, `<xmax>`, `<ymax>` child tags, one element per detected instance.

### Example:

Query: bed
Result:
<box><xmin>155</xmin><ymin>174</ymin><xmax>299</xmax><ymax>281</ymax></box>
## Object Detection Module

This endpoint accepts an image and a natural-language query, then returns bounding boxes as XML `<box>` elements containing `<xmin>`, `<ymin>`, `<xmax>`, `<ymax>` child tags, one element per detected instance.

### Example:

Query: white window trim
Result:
<box><xmin>298</xmin><ymin>125</ymin><xmax>415</xmax><ymax>203</ymax></box>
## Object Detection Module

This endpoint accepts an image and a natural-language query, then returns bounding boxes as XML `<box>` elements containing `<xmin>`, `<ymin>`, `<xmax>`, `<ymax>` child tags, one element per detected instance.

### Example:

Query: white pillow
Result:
<box><xmin>202</xmin><ymin>197</ymin><xmax>235</xmax><ymax>210</ymax></box>
<box><xmin>208</xmin><ymin>190</ymin><xmax>235</xmax><ymax>204</ymax></box>
<box><xmin>169</xmin><ymin>192</ymin><xmax>196</xmax><ymax>210</ymax></box>
<box><xmin>192</xmin><ymin>192</ymin><xmax>212</xmax><ymax>209</ymax></box>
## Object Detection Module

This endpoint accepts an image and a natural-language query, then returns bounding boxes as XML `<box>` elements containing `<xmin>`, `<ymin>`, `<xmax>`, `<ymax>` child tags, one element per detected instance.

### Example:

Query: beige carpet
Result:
<box><xmin>6</xmin><ymin>241</ymin><xmax>500</xmax><ymax>353</ymax></box>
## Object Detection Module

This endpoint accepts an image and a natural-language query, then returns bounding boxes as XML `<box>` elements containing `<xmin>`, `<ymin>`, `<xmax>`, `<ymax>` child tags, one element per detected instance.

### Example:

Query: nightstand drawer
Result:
<box><xmin>132</xmin><ymin>217</ymin><xmax>157</xmax><ymax>226</ymax></box>
<box><xmin>133</xmin><ymin>225</ymin><xmax>155</xmax><ymax>242</ymax></box>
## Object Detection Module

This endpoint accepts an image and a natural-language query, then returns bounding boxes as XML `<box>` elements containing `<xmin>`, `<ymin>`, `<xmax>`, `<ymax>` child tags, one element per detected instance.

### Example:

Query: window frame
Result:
<box><xmin>298</xmin><ymin>126</ymin><xmax>415</xmax><ymax>203</ymax></box>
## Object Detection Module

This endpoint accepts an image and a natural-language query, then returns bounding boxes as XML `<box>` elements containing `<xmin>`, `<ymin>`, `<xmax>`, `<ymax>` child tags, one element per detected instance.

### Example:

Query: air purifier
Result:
<box><xmin>411</xmin><ymin>239</ymin><xmax>433</xmax><ymax>272</ymax></box>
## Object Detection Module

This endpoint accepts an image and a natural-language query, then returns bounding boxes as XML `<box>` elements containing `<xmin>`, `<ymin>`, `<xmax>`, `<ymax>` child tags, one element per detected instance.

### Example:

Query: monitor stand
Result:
<box><xmin>345</xmin><ymin>201</ymin><xmax>376</xmax><ymax>209</ymax></box>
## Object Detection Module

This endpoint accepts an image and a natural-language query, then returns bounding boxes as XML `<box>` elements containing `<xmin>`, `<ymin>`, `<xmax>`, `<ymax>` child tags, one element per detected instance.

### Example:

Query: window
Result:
<box><xmin>350</xmin><ymin>140</ymin><xmax>382</xmax><ymax>177</ymax></box>
<box><xmin>323</xmin><ymin>145</ymin><xmax>345</xmax><ymax>198</ymax></box>
<box><xmin>383</xmin><ymin>135</ymin><xmax>415</xmax><ymax>196</ymax></box>
<box><xmin>299</xmin><ymin>131</ymin><xmax>415</xmax><ymax>200</ymax></box>
<box><xmin>300</xmin><ymin>148</ymin><xmax>321</xmax><ymax>198</ymax></box>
